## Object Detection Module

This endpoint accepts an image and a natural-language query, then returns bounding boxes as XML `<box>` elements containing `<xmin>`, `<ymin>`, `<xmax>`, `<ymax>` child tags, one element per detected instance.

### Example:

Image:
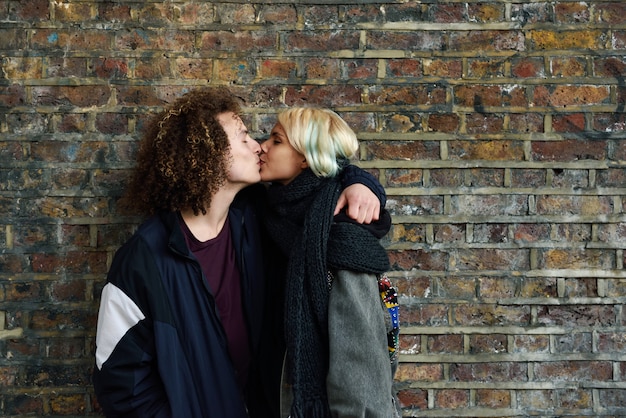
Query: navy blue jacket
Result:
<box><xmin>93</xmin><ymin>185</ymin><xmax>268</xmax><ymax>418</ymax></box>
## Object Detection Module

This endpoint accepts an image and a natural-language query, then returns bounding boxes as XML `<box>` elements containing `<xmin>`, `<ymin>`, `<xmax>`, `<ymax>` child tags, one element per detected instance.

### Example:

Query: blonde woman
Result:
<box><xmin>260</xmin><ymin>107</ymin><xmax>399</xmax><ymax>418</ymax></box>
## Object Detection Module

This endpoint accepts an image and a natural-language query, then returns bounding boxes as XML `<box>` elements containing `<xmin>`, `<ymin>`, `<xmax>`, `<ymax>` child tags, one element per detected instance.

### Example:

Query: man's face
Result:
<box><xmin>217</xmin><ymin>112</ymin><xmax>261</xmax><ymax>187</ymax></box>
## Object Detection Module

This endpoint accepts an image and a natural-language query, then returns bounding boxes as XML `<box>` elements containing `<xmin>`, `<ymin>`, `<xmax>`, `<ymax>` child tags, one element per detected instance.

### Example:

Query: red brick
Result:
<box><xmin>31</xmin><ymin>28</ymin><xmax>112</xmax><ymax>51</ymax></box>
<box><xmin>529</xmin><ymin>30</ymin><xmax>604</xmax><ymax>50</ymax></box>
<box><xmin>423</xmin><ymin>59</ymin><xmax>462</xmax><ymax>78</ymax></box>
<box><xmin>50</xmin><ymin>279</ymin><xmax>86</xmax><ymax>302</ymax></box>
<box><xmin>476</xmin><ymin>389</ymin><xmax>511</xmax><ymax>408</ymax></box>
<box><xmin>199</xmin><ymin>31</ymin><xmax>275</xmax><ymax>52</ymax></box>
<box><xmin>555</xmin><ymin>2</ymin><xmax>590</xmax><ymax>23</ymax></box>
<box><xmin>558</xmin><ymin>389</ymin><xmax>592</xmax><ymax>408</ymax></box>
<box><xmin>435</xmin><ymin>389</ymin><xmax>468</xmax><ymax>409</ymax></box>
<box><xmin>470</xmin><ymin>334</ymin><xmax>507</xmax><ymax>354</ymax></box>
<box><xmin>387</xmin><ymin>59</ymin><xmax>423</xmax><ymax>78</ymax></box>
<box><xmin>304</xmin><ymin>58</ymin><xmax>340</xmax><ymax>79</ymax></box>
<box><xmin>555</xmin><ymin>222</ymin><xmax>594</xmax><ymax>242</ymax></box>
<box><xmin>466</xmin><ymin>114</ymin><xmax>505</xmax><ymax>134</ymax></box>
<box><xmin>387</xmin><ymin>224</ymin><xmax>416</xmax><ymax>243</ymax></box>
<box><xmin>469</xmin><ymin>59</ymin><xmax>505</xmax><ymax>78</ymax></box>
<box><xmin>467</xmin><ymin>168</ymin><xmax>505</xmax><ymax>186</ymax></box>
<box><xmin>388</xmin><ymin>249</ymin><xmax>447</xmax><ymax>271</ymax></box>
<box><xmin>473</xmin><ymin>223</ymin><xmax>508</xmax><ymax>243</ymax></box>
<box><xmin>53</xmin><ymin>2</ymin><xmax>92</xmax><ymax>22</ymax></box>
<box><xmin>519</xmin><ymin>278</ymin><xmax>557</xmax><ymax>298</ymax></box>
<box><xmin>394</xmin><ymin>275</ymin><xmax>431</xmax><ymax>299</ymax></box>
<box><xmin>430</xmin><ymin>3</ymin><xmax>466</xmax><ymax>23</ymax></box>
<box><xmin>552</xmin><ymin>113</ymin><xmax>586</xmax><ymax>133</ymax></box>
<box><xmin>368</xmin><ymin>31</ymin><xmax>444</xmax><ymax>51</ymax></box>
<box><xmin>552</xmin><ymin>56</ymin><xmax>587</xmax><ymax>77</ymax></box>
<box><xmin>428</xmin><ymin>334</ymin><xmax>463</xmax><ymax>354</ymax></box>
<box><xmin>343</xmin><ymin>59</ymin><xmax>377</xmax><ymax>80</ymax></box>
<box><xmin>284</xmin><ymin>31</ymin><xmax>360</xmax><ymax>52</ymax></box>
<box><xmin>32</xmin><ymin>86</ymin><xmax>110</xmax><ymax>107</ymax></box>
<box><xmin>434</xmin><ymin>224</ymin><xmax>465</xmax><ymax>243</ymax></box>
<box><xmin>596</xmin><ymin>3</ymin><xmax>626</xmax><ymax>24</ymax></box>
<box><xmin>430</xmin><ymin>168</ymin><xmax>462</xmax><ymax>187</ymax></box>
<box><xmin>95</xmin><ymin>113</ymin><xmax>128</xmax><ymax>135</ymax></box>
<box><xmin>301</xmin><ymin>5</ymin><xmax>338</xmax><ymax>26</ymax></box>
<box><xmin>49</xmin><ymin>393</ymin><xmax>87</xmax><ymax>415</ymax></box>
<box><xmin>46</xmin><ymin>57</ymin><xmax>88</xmax><ymax>78</ymax></box>
<box><xmin>451</xmin><ymin>362</ymin><xmax>528</xmax><ymax>382</ymax></box>
<box><xmin>437</xmin><ymin>276</ymin><xmax>475</xmax><ymax>298</ymax></box>
<box><xmin>512</xmin><ymin>57</ymin><xmax>545</xmax><ymax>78</ymax></box>
<box><xmin>449</xmin><ymin>30</ymin><xmax>525</xmax><ymax>52</ymax></box>
<box><xmin>396</xmin><ymin>388</ymin><xmax>427</xmax><ymax>409</ymax></box>
<box><xmin>386</xmin><ymin>169</ymin><xmax>423</xmax><ymax>187</ymax></box>
<box><xmin>30</xmin><ymin>309</ymin><xmax>97</xmax><ymax>331</ymax></box>
<box><xmin>58</xmin><ymin>113</ymin><xmax>87</xmax><ymax>133</ymax></box>
<box><xmin>284</xmin><ymin>85</ymin><xmax>362</xmax><ymax>107</ymax></box>
<box><xmin>512</xmin><ymin>224</ymin><xmax>551</xmax><ymax>243</ymax></box>
<box><xmin>215</xmin><ymin>3</ymin><xmax>255</xmax><ymax>24</ymax></box>
<box><xmin>537</xmin><ymin>305</ymin><xmax>616</xmax><ymax>326</ymax></box>
<box><xmin>598</xmin><ymin>389</ymin><xmax>626</xmax><ymax>407</ymax></box>
<box><xmin>370</xmin><ymin>85</ymin><xmax>446</xmax><ymax>106</ymax></box>
<box><xmin>363</xmin><ymin>140</ymin><xmax>440</xmax><ymax>161</ymax></box>
<box><xmin>593</xmin><ymin>112</ymin><xmax>626</xmax><ymax>135</ymax></box>
<box><xmin>258</xmin><ymin>4</ymin><xmax>296</xmax><ymax>24</ymax></box>
<box><xmin>454</xmin><ymin>304</ymin><xmax>530</xmax><ymax>326</ymax></box>
<box><xmin>385</xmin><ymin>194</ymin><xmax>443</xmax><ymax>217</ymax></box>
<box><xmin>135</xmin><ymin>57</ymin><xmax>173</xmax><ymax>79</ymax></box>
<box><xmin>536</xmin><ymin>195</ymin><xmax>613</xmax><ymax>216</ymax></box>
<box><xmin>401</xmin><ymin>303</ymin><xmax>449</xmax><ymax>326</ymax></box>
<box><xmin>134</xmin><ymin>3</ymin><xmax>175</xmax><ymax>25</ymax></box>
<box><xmin>345</xmin><ymin>4</ymin><xmax>384</xmax><ymax>23</ymax></box>
<box><xmin>469</xmin><ymin>3</ymin><xmax>505</xmax><ymax>23</ymax></box>
<box><xmin>9</xmin><ymin>0</ymin><xmax>49</xmax><ymax>20</ymax></box>
<box><xmin>564</xmin><ymin>279</ymin><xmax>598</xmax><ymax>298</ymax></box>
<box><xmin>4</xmin><ymin>394</ymin><xmax>44</xmax><ymax>415</ymax></box>
<box><xmin>534</xmin><ymin>361</ymin><xmax>613</xmax><ymax>381</ymax></box>
<box><xmin>512</xmin><ymin>335</ymin><xmax>550</xmax><ymax>353</ymax></box>
<box><xmin>396</xmin><ymin>363</ymin><xmax>443</xmax><ymax>382</ymax></box>
<box><xmin>531</xmin><ymin>139</ymin><xmax>607</xmax><ymax>161</ymax></box>
<box><xmin>5</xmin><ymin>282</ymin><xmax>43</xmax><ymax>302</ymax></box>
<box><xmin>427</xmin><ymin>113</ymin><xmax>460</xmax><ymax>133</ymax></box>
<box><xmin>381</xmin><ymin>113</ymin><xmax>422</xmax><ymax>133</ymax></box>
<box><xmin>0</xmin><ymin>84</ymin><xmax>26</xmax><ymax>107</ymax></box>
<box><xmin>97</xmin><ymin>3</ymin><xmax>131</xmax><ymax>22</ymax></box>
<box><xmin>259</xmin><ymin>59</ymin><xmax>296</xmax><ymax>79</ymax></box>
<box><xmin>452</xmin><ymin>195</ymin><xmax>528</xmax><ymax>216</ymax></box>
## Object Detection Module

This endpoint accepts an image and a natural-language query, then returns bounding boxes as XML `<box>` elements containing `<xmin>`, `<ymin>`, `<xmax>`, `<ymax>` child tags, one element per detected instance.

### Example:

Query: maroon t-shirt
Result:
<box><xmin>179</xmin><ymin>214</ymin><xmax>251</xmax><ymax>392</ymax></box>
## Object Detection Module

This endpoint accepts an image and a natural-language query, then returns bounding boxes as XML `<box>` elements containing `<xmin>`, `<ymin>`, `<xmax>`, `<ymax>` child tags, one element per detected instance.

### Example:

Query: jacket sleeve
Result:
<box><xmin>340</xmin><ymin>165</ymin><xmax>387</xmax><ymax>208</ymax></box>
<box><xmin>326</xmin><ymin>270</ymin><xmax>396</xmax><ymax>418</ymax></box>
<box><xmin>92</xmin><ymin>240</ymin><xmax>173</xmax><ymax>418</ymax></box>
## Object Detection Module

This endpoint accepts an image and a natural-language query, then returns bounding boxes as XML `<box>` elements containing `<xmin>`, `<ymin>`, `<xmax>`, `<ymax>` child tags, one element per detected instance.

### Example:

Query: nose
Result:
<box><xmin>249</xmin><ymin>136</ymin><xmax>261</xmax><ymax>154</ymax></box>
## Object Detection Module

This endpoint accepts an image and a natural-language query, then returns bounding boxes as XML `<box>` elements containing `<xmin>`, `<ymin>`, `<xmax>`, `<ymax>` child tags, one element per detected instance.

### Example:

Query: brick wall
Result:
<box><xmin>1</xmin><ymin>0</ymin><xmax>625</xmax><ymax>416</ymax></box>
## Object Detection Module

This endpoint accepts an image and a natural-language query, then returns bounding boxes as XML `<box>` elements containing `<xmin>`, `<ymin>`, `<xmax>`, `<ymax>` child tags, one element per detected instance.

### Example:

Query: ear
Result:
<box><xmin>300</xmin><ymin>159</ymin><xmax>308</xmax><ymax>169</ymax></box>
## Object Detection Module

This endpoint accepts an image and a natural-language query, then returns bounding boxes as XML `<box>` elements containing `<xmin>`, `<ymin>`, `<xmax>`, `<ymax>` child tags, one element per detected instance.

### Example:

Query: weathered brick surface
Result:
<box><xmin>1</xmin><ymin>0</ymin><xmax>625</xmax><ymax>416</ymax></box>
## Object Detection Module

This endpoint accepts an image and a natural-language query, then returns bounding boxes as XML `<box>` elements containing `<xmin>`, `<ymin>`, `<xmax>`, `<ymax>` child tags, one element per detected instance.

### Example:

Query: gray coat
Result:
<box><xmin>281</xmin><ymin>269</ymin><xmax>400</xmax><ymax>418</ymax></box>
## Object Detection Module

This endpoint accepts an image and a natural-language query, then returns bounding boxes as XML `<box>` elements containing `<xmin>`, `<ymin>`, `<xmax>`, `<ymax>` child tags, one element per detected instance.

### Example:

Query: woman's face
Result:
<box><xmin>259</xmin><ymin>122</ymin><xmax>307</xmax><ymax>185</ymax></box>
<box><xmin>217</xmin><ymin>112</ymin><xmax>261</xmax><ymax>187</ymax></box>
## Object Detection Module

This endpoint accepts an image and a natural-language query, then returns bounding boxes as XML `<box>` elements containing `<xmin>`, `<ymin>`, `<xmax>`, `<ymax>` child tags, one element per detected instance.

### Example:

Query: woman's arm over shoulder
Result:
<box><xmin>326</xmin><ymin>270</ymin><xmax>396</xmax><ymax>418</ymax></box>
<box><xmin>340</xmin><ymin>165</ymin><xmax>386</xmax><ymax>207</ymax></box>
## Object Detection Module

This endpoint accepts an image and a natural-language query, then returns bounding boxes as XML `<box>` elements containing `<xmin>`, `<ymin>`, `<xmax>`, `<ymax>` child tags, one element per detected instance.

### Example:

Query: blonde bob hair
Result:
<box><xmin>277</xmin><ymin>107</ymin><xmax>359</xmax><ymax>178</ymax></box>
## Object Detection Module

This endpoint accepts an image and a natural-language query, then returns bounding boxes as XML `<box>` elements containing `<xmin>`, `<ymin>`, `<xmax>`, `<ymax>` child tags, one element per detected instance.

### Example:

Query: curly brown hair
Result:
<box><xmin>121</xmin><ymin>87</ymin><xmax>242</xmax><ymax>216</ymax></box>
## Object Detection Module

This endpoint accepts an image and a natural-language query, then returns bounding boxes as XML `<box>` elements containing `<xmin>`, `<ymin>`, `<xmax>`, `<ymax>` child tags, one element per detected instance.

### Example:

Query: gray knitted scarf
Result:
<box><xmin>264</xmin><ymin>167</ymin><xmax>390</xmax><ymax>418</ymax></box>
